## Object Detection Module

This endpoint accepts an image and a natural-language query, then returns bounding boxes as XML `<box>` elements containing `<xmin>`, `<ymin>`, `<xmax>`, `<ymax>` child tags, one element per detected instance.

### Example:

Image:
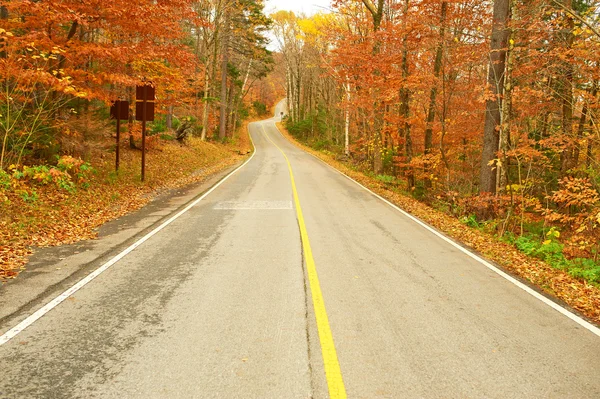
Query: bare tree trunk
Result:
<box><xmin>361</xmin><ymin>0</ymin><xmax>385</xmax><ymax>175</ymax></box>
<box><xmin>295</xmin><ymin>62</ymin><xmax>302</xmax><ymax>121</ymax></box>
<box><xmin>574</xmin><ymin>93</ymin><xmax>591</xmax><ymax>168</ymax></box>
<box><xmin>219</xmin><ymin>12</ymin><xmax>230</xmax><ymax>141</ymax></box>
<box><xmin>479</xmin><ymin>0</ymin><xmax>510</xmax><ymax>194</ymax></box>
<box><xmin>344</xmin><ymin>79</ymin><xmax>351</xmax><ymax>156</ymax></box>
<box><xmin>497</xmin><ymin>0</ymin><xmax>517</xmax><ymax>193</ymax></box>
<box><xmin>166</xmin><ymin>105</ymin><xmax>173</xmax><ymax>130</ymax></box>
<box><xmin>0</xmin><ymin>6</ymin><xmax>8</xmax><ymax>59</ymax></box>
<box><xmin>585</xmin><ymin>83</ymin><xmax>598</xmax><ymax>168</ymax></box>
<box><xmin>287</xmin><ymin>66</ymin><xmax>295</xmax><ymax>122</ymax></box>
<box><xmin>400</xmin><ymin>0</ymin><xmax>413</xmax><ymax>187</ymax></box>
<box><xmin>200</xmin><ymin>56</ymin><xmax>211</xmax><ymax>141</ymax></box>
<box><xmin>559</xmin><ymin>0</ymin><xmax>575</xmax><ymax>174</ymax></box>
<box><xmin>424</xmin><ymin>1</ymin><xmax>447</xmax><ymax>155</ymax></box>
<box><xmin>127</xmin><ymin>86</ymin><xmax>137</xmax><ymax>149</ymax></box>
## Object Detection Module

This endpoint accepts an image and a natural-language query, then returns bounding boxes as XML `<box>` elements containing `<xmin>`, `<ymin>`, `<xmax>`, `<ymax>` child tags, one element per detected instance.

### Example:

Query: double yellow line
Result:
<box><xmin>261</xmin><ymin>124</ymin><xmax>347</xmax><ymax>399</ymax></box>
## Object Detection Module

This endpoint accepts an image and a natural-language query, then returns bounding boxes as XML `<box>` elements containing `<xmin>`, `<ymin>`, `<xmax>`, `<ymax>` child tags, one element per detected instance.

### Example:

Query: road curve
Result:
<box><xmin>1</xmin><ymin>103</ymin><xmax>599</xmax><ymax>398</ymax></box>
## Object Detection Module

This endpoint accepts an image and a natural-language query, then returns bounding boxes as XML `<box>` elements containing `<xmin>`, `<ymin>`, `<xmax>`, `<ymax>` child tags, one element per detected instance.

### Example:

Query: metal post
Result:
<box><xmin>141</xmin><ymin>91</ymin><xmax>147</xmax><ymax>182</ymax></box>
<box><xmin>116</xmin><ymin>106</ymin><xmax>120</xmax><ymax>172</ymax></box>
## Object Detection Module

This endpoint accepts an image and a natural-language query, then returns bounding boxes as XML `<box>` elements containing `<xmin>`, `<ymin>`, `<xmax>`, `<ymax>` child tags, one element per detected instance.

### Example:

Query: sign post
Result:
<box><xmin>136</xmin><ymin>84</ymin><xmax>155</xmax><ymax>182</ymax></box>
<box><xmin>110</xmin><ymin>100</ymin><xmax>129</xmax><ymax>172</ymax></box>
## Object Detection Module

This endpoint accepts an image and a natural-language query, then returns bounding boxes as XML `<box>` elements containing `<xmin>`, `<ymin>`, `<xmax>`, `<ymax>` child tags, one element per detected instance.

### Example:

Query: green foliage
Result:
<box><xmin>0</xmin><ymin>169</ymin><xmax>11</xmax><ymax>191</ymax></box>
<box><xmin>313</xmin><ymin>138</ymin><xmax>331</xmax><ymax>151</ymax></box>
<box><xmin>8</xmin><ymin>156</ymin><xmax>93</xmax><ymax>194</ymax></box>
<box><xmin>461</xmin><ymin>214</ymin><xmax>481</xmax><ymax>229</ymax></box>
<box><xmin>505</xmin><ymin>228</ymin><xmax>600</xmax><ymax>284</ymax></box>
<box><xmin>20</xmin><ymin>189</ymin><xmax>38</xmax><ymax>203</ymax></box>
<box><xmin>150</xmin><ymin>119</ymin><xmax>168</xmax><ymax>135</ymax></box>
<box><xmin>569</xmin><ymin>258</ymin><xmax>600</xmax><ymax>284</ymax></box>
<box><xmin>382</xmin><ymin>148</ymin><xmax>395</xmax><ymax>172</ymax></box>
<box><xmin>285</xmin><ymin>105</ymin><xmax>331</xmax><ymax>141</ymax></box>
<box><xmin>237</xmin><ymin>107</ymin><xmax>249</xmax><ymax>126</ymax></box>
<box><xmin>411</xmin><ymin>181</ymin><xmax>427</xmax><ymax>201</ymax></box>
<box><xmin>252</xmin><ymin>101</ymin><xmax>268</xmax><ymax>116</ymax></box>
<box><xmin>376</xmin><ymin>174</ymin><xmax>396</xmax><ymax>184</ymax></box>
<box><xmin>285</xmin><ymin>118</ymin><xmax>313</xmax><ymax>138</ymax></box>
<box><xmin>521</xmin><ymin>220</ymin><xmax>547</xmax><ymax>238</ymax></box>
<box><xmin>172</xmin><ymin>118</ymin><xmax>181</xmax><ymax>131</ymax></box>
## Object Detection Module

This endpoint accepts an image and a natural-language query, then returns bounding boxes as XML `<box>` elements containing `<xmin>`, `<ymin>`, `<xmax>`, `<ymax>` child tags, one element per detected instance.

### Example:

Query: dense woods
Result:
<box><xmin>0</xmin><ymin>0</ymin><xmax>277</xmax><ymax>272</ymax></box>
<box><xmin>0</xmin><ymin>0</ymin><xmax>274</xmax><ymax>170</ymax></box>
<box><xmin>274</xmin><ymin>0</ymin><xmax>600</xmax><ymax>283</ymax></box>
<box><xmin>1</xmin><ymin>0</ymin><xmax>600</xmax><ymax>286</ymax></box>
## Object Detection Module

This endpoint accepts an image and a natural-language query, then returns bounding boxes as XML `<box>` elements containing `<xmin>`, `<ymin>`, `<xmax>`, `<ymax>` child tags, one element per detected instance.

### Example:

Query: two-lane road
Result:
<box><xmin>1</xmin><ymin>103</ymin><xmax>599</xmax><ymax>398</ymax></box>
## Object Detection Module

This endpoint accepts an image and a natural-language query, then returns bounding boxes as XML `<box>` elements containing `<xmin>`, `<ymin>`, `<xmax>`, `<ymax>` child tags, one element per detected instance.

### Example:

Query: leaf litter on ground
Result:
<box><xmin>0</xmin><ymin>133</ymin><xmax>252</xmax><ymax>280</ymax></box>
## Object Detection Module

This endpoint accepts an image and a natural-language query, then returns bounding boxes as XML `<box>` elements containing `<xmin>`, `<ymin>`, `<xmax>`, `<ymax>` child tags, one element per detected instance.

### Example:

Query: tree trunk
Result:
<box><xmin>166</xmin><ymin>105</ymin><xmax>173</xmax><ymax>130</ymax></box>
<box><xmin>559</xmin><ymin>0</ymin><xmax>575</xmax><ymax>175</ymax></box>
<box><xmin>401</xmin><ymin>0</ymin><xmax>413</xmax><ymax>187</ymax></box>
<box><xmin>574</xmin><ymin>97</ymin><xmax>589</xmax><ymax>168</ymax></box>
<box><xmin>344</xmin><ymin>79</ymin><xmax>351</xmax><ymax>156</ymax></box>
<box><xmin>585</xmin><ymin>83</ymin><xmax>598</xmax><ymax>168</ymax></box>
<box><xmin>0</xmin><ymin>6</ymin><xmax>8</xmax><ymax>59</ymax></box>
<box><xmin>127</xmin><ymin>86</ymin><xmax>137</xmax><ymax>149</ymax></box>
<box><xmin>424</xmin><ymin>1</ymin><xmax>447</xmax><ymax>155</ymax></box>
<box><xmin>219</xmin><ymin>13</ymin><xmax>230</xmax><ymax>141</ymax></box>
<box><xmin>479</xmin><ymin>0</ymin><xmax>510</xmax><ymax>194</ymax></box>
<box><xmin>231</xmin><ymin>58</ymin><xmax>253</xmax><ymax>131</ymax></box>
<box><xmin>361</xmin><ymin>0</ymin><xmax>386</xmax><ymax>175</ymax></box>
<box><xmin>498</xmin><ymin>0</ymin><xmax>517</xmax><ymax>193</ymax></box>
<box><xmin>200</xmin><ymin>56</ymin><xmax>211</xmax><ymax>141</ymax></box>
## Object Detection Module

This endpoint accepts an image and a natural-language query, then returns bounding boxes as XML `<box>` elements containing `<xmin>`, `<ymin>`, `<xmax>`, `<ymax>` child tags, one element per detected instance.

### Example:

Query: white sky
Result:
<box><xmin>264</xmin><ymin>0</ymin><xmax>332</xmax><ymax>16</ymax></box>
<box><xmin>264</xmin><ymin>0</ymin><xmax>332</xmax><ymax>50</ymax></box>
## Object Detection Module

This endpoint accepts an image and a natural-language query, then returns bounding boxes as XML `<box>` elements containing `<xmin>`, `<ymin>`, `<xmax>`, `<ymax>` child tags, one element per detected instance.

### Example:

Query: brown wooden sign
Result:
<box><xmin>135</xmin><ymin>101</ymin><xmax>155</xmax><ymax>122</ymax></box>
<box><xmin>110</xmin><ymin>100</ymin><xmax>129</xmax><ymax>120</ymax></box>
<box><xmin>136</xmin><ymin>84</ymin><xmax>155</xmax><ymax>101</ymax></box>
<box><xmin>136</xmin><ymin>84</ymin><xmax>155</xmax><ymax>122</ymax></box>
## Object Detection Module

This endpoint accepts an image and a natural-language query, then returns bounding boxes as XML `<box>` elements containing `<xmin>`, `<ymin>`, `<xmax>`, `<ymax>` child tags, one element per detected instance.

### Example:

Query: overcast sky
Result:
<box><xmin>264</xmin><ymin>0</ymin><xmax>332</xmax><ymax>16</ymax></box>
<box><xmin>264</xmin><ymin>0</ymin><xmax>332</xmax><ymax>50</ymax></box>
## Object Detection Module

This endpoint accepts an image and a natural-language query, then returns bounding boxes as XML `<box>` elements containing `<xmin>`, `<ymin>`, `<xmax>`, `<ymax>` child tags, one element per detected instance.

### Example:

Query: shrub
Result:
<box><xmin>252</xmin><ymin>101</ymin><xmax>268</xmax><ymax>116</ymax></box>
<box><xmin>0</xmin><ymin>169</ymin><xmax>11</xmax><ymax>191</ymax></box>
<box><xmin>8</xmin><ymin>156</ymin><xmax>93</xmax><ymax>193</ymax></box>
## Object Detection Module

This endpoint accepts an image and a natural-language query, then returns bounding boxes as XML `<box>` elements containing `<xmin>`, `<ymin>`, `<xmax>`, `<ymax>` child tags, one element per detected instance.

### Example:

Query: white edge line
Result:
<box><xmin>0</xmin><ymin>129</ymin><xmax>258</xmax><ymax>347</ymax></box>
<box><xmin>268</xmin><ymin>121</ymin><xmax>600</xmax><ymax>338</ymax></box>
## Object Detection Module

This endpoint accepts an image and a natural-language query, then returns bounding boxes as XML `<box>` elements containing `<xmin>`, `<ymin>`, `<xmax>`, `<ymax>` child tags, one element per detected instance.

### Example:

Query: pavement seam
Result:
<box><xmin>298</xmin><ymin>214</ymin><xmax>316</xmax><ymax>399</ymax></box>
<box><xmin>261</xmin><ymin>122</ymin><xmax>347</xmax><ymax>399</ymax></box>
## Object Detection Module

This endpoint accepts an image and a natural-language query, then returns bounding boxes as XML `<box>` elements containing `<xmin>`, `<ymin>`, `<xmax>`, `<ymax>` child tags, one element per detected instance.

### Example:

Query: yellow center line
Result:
<box><xmin>261</xmin><ymin>123</ymin><xmax>347</xmax><ymax>399</ymax></box>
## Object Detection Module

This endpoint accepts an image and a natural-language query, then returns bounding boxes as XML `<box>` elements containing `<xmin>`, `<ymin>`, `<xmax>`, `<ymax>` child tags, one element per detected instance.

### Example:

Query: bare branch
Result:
<box><xmin>551</xmin><ymin>0</ymin><xmax>600</xmax><ymax>39</ymax></box>
<box><xmin>361</xmin><ymin>0</ymin><xmax>377</xmax><ymax>17</ymax></box>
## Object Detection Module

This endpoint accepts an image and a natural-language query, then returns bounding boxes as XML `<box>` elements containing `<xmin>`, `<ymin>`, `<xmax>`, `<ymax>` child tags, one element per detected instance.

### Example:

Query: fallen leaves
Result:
<box><xmin>0</xmin><ymin>134</ymin><xmax>251</xmax><ymax>280</ymax></box>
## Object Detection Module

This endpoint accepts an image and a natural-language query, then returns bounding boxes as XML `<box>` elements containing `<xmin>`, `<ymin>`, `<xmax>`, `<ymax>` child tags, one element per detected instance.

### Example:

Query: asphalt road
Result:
<box><xmin>1</xmin><ymin>103</ymin><xmax>599</xmax><ymax>398</ymax></box>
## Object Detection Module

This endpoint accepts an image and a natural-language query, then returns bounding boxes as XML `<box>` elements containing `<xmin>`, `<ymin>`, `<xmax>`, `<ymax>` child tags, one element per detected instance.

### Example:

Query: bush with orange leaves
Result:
<box><xmin>545</xmin><ymin>177</ymin><xmax>600</xmax><ymax>261</ymax></box>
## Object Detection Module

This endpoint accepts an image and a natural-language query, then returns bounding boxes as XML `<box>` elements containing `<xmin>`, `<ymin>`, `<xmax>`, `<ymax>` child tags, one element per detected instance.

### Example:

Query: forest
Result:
<box><xmin>1</xmin><ymin>0</ymin><xmax>600</xmax><ymax>288</ymax></box>
<box><xmin>0</xmin><ymin>0</ymin><xmax>277</xmax><ymax>272</ymax></box>
<box><xmin>273</xmin><ymin>0</ymin><xmax>600</xmax><ymax>285</ymax></box>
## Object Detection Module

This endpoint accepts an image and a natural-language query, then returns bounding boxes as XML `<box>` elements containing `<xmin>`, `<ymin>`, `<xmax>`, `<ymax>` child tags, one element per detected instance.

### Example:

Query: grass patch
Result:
<box><xmin>503</xmin><ymin>230</ymin><xmax>600</xmax><ymax>285</ymax></box>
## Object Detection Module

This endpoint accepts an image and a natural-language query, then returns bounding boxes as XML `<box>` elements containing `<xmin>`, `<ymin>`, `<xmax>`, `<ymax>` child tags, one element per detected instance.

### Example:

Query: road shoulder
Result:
<box><xmin>0</xmin><ymin>161</ymin><xmax>244</xmax><ymax>335</ymax></box>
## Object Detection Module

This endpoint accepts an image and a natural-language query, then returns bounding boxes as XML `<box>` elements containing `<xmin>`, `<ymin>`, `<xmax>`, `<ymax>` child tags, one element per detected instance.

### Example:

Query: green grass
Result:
<box><xmin>503</xmin><ymin>231</ymin><xmax>600</xmax><ymax>285</ymax></box>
